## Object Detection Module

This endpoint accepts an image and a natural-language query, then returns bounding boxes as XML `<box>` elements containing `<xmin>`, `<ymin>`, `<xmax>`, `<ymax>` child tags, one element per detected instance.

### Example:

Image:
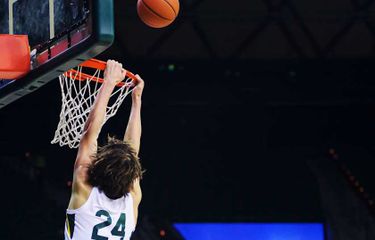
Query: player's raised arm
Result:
<box><xmin>124</xmin><ymin>75</ymin><xmax>144</xmax><ymax>221</ymax></box>
<box><xmin>75</xmin><ymin>60</ymin><xmax>126</xmax><ymax>169</ymax></box>
<box><xmin>123</xmin><ymin>75</ymin><xmax>144</xmax><ymax>155</ymax></box>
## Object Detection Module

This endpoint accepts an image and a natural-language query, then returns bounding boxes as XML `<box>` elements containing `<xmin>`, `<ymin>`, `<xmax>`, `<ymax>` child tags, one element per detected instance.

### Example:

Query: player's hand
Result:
<box><xmin>103</xmin><ymin>60</ymin><xmax>126</xmax><ymax>86</ymax></box>
<box><xmin>132</xmin><ymin>74</ymin><xmax>144</xmax><ymax>100</ymax></box>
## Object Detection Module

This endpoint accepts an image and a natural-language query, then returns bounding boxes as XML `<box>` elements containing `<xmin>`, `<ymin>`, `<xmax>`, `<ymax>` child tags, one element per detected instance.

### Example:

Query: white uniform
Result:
<box><xmin>64</xmin><ymin>187</ymin><xmax>136</xmax><ymax>240</ymax></box>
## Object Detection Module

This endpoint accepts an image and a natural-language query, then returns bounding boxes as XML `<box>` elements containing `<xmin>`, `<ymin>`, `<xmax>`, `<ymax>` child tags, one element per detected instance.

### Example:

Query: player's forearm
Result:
<box><xmin>124</xmin><ymin>99</ymin><xmax>142</xmax><ymax>154</ymax></box>
<box><xmin>83</xmin><ymin>82</ymin><xmax>115</xmax><ymax>139</ymax></box>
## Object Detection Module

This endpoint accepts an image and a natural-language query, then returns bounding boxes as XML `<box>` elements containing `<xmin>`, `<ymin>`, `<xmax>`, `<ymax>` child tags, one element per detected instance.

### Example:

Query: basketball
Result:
<box><xmin>137</xmin><ymin>0</ymin><xmax>180</xmax><ymax>28</ymax></box>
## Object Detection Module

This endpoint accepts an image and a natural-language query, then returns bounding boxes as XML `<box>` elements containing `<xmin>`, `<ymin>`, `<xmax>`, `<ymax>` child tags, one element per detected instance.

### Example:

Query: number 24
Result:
<box><xmin>92</xmin><ymin>210</ymin><xmax>126</xmax><ymax>240</ymax></box>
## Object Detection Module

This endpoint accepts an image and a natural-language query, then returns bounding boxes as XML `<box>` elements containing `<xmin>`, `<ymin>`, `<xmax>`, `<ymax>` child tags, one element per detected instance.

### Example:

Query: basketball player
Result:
<box><xmin>64</xmin><ymin>60</ymin><xmax>144</xmax><ymax>240</ymax></box>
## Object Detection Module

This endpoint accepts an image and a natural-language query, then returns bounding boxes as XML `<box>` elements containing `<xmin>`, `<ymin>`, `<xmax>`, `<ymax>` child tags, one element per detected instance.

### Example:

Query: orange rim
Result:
<box><xmin>64</xmin><ymin>59</ymin><xmax>137</xmax><ymax>87</ymax></box>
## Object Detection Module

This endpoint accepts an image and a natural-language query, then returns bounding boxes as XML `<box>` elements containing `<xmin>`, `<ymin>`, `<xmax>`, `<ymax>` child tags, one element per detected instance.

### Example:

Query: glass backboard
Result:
<box><xmin>0</xmin><ymin>0</ymin><xmax>114</xmax><ymax>109</ymax></box>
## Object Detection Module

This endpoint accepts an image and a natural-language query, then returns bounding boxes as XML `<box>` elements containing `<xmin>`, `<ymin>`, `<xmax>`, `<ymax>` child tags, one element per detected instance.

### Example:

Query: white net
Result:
<box><xmin>51</xmin><ymin>66</ymin><xmax>135</xmax><ymax>148</ymax></box>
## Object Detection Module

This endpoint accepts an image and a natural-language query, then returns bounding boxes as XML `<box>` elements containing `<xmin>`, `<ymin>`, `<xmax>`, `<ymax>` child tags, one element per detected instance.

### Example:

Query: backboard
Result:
<box><xmin>0</xmin><ymin>0</ymin><xmax>114</xmax><ymax>109</ymax></box>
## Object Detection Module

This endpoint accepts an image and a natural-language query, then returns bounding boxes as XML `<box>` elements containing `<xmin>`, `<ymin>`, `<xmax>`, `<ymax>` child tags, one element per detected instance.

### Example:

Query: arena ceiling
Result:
<box><xmin>111</xmin><ymin>0</ymin><xmax>375</xmax><ymax>60</ymax></box>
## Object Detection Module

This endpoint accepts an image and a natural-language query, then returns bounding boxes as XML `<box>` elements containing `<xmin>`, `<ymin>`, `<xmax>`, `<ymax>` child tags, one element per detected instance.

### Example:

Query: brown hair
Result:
<box><xmin>88</xmin><ymin>137</ymin><xmax>143</xmax><ymax>199</ymax></box>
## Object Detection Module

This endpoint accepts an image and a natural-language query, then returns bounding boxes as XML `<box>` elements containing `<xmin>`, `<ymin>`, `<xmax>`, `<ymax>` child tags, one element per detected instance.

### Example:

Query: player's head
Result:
<box><xmin>88</xmin><ymin>137</ymin><xmax>143</xmax><ymax>199</ymax></box>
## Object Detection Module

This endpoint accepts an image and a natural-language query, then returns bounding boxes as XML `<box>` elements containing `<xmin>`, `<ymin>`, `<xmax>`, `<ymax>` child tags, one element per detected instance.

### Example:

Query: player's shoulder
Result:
<box><xmin>130</xmin><ymin>178</ymin><xmax>142</xmax><ymax>206</ymax></box>
<box><xmin>72</xmin><ymin>163</ymin><xmax>92</xmax><ymax>194</ymax></box>
<box><xmin>130</xmin><ymin>190</ymin><xmax>142</xmax><ymax>206</ymax></box>
<box><xmin>68</xmin><ymin>166</ymin><xmax>93</xmax><ymax>210</ymax></box>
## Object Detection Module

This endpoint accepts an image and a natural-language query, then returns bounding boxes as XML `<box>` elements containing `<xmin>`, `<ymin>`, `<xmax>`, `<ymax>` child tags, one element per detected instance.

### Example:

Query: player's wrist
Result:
<box><xmin>132</xmin><ymin>97</ymin><xmax>142</xmax><ymax>105</ymax></box>
<box><xmin>103</xmin><ymin>78</ymin><xmax>117</xmax><ymax>87</ymax></box>
<box><xmin>132</xmin><ymin>92</ymin><xmax>142</xmax><ymax>99</ymax></box>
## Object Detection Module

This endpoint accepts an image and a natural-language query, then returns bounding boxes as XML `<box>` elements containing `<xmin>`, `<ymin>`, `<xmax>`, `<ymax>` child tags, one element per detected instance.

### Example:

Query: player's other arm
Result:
<box><xmin>123</xmin><ymin>75</ymin><xmax>143</xmax><ymax>155</ymax></box>
<box><xmin>124</xmin><ymin>75</ymin><xmax>144</xmax><ymax>220</ymax></box>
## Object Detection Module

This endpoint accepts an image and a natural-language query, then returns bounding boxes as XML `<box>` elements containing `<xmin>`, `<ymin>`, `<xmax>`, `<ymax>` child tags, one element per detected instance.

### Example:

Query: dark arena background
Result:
<box><xmin>1</xmin><ymin>0</ymin><xmax>375</xmax><ymax>239</ymax></box>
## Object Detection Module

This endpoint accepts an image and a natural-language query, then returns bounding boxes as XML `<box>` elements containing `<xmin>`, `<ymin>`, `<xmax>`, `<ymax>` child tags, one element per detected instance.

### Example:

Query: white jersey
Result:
<box><xmin>64</xmin><ymin>187</ymin><xmax>136</xmax><ymax>240</ymax></box>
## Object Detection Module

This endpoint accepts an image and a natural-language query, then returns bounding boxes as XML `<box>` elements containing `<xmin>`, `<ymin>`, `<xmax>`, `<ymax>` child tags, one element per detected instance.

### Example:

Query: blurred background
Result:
<box><xmin>1</xmin><ymin>0</ymin><xmax>375</xmax><ymax>239</ymax></box>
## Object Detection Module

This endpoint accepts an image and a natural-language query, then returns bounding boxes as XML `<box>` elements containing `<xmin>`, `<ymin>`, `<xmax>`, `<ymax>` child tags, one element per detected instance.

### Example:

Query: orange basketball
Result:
<box><xmin>137</xmin><ymin>0</ymin><xmax>180</xmax><ymax>28</ymax></box>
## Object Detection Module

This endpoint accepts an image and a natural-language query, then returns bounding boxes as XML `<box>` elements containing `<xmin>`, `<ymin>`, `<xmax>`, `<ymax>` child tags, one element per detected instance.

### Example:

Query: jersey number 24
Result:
<box><xmin>92</xmin><ymin>210</ymin><xmax>126</xmax><ymax>240</ymax></box>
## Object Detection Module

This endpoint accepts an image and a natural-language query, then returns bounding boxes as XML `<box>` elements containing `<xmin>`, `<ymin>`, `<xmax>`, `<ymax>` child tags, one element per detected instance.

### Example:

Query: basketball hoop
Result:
<box><xmin>51</xmin><ymin>59</ymin><xmax>137</xmax><ymax>148</ymax></box>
